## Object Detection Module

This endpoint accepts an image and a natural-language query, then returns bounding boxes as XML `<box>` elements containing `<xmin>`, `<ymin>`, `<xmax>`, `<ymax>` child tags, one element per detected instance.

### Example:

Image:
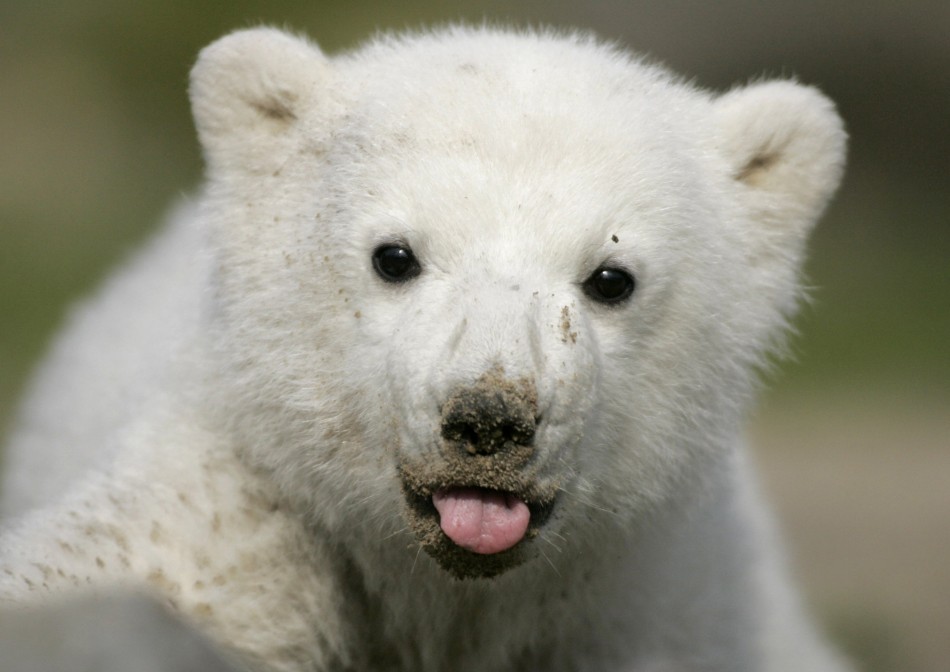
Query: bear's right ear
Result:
<box><xmin>711</xmin><ymin>81</ymin><xmax>846</xmax><ymax>318</ymax></box>
<box><xmin>713</xmin><ymin>81</ymin><xmax>846</xmax><ymax>248</ymax></box>
<box><xmin>189</xmin><ymin>27</ymin><xmax>331</xmax><ymax>174</ymax></box>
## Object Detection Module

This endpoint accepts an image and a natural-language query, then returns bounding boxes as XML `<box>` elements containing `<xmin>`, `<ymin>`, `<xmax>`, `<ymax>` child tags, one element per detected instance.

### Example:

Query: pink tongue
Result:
<box><xmin>432</xmin><ymin>488</ymin><xmax>531</xmax><ymax>555</ymax></box>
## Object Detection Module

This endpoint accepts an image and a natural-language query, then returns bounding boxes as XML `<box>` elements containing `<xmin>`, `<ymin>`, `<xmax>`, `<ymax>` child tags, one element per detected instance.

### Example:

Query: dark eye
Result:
<box><xmin>583</xmin><ymin>266</ymin><xmax>635</xmax><ymax>304</ymax></box>
<box><xmin>372</xmin><ymin>244</ymin><xmax>421</xmax><ymax>283</ymax></box>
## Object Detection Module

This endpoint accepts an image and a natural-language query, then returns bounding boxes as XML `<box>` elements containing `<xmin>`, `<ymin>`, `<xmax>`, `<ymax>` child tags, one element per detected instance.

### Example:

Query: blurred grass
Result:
<box><xmin>1</xmin><ymin>2</ymin><xmax>948</xmax><ymax>671</ymax></box>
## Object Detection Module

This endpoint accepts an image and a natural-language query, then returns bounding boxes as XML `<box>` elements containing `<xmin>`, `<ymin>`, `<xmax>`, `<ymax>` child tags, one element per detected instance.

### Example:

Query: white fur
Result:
<box><xmin>0</xmin><ymin>26</ymin><xmax>848</xmax><ymax>671</ymax></box>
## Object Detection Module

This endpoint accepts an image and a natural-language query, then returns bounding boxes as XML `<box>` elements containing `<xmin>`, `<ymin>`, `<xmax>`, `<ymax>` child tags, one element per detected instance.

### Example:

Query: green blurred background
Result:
<box><xmin>1</xmin><ymin>2</ymin><xmax>947</xmax><ymax>670</ymax></box>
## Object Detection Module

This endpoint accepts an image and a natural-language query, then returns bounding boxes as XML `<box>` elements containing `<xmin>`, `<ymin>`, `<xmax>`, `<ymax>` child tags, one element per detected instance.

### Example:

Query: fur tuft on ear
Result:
<box><xmin>715</xmin><ymin>81</ymin><xmax>846</xmax><ymax>242</ymax></box>
<box><xmin>189</xmin><ymin>27</ymin><xmax>330</xmax><ymax>174</ymax></box>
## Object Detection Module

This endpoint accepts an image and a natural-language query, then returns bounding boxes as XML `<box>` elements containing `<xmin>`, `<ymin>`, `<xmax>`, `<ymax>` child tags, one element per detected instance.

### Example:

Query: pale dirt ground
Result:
<box><xmin>749</xmin><ymin>387</ymin><xmax>950</xmax><ymax>672</ymax></box>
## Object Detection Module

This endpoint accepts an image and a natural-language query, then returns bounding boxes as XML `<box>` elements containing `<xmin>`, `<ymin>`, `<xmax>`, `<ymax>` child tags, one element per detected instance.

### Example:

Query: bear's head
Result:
<box><xmin>189</xmin><ymin>27</ymin><xmax>845</xmax><ymax>579</ymax></box>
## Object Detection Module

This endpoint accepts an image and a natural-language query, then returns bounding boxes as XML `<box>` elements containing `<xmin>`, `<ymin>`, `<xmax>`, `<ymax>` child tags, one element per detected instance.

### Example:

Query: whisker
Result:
<box><xmin>410</xmin><ymin>545</ymin><xmax>423</xmax><ymax>577</ymax></box>
<box><xmin>382</xmin><ymin>526</ymin><xmax>410</xmax><ymax>541</ymax></box>
<box><xmin>558</xmin><ymin>487</ymin><xmax>619</xmax><ymax>517</ymax></box>
<box><xmin>538</xmin><ymin>548</ymin><xmax>560</xmax><ymax>577</ymax></box>
<box><xmin>539</xmin><ymin>534</ymin><xmax>563</xmax><ymax>553</ymax></box>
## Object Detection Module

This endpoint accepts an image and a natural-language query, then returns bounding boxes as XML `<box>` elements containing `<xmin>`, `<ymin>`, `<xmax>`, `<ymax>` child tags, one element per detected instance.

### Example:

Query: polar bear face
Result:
<box><xmin>189</xmin><ymin>28</ymin><xmax>845</xmax><ymax>578</ymax></box>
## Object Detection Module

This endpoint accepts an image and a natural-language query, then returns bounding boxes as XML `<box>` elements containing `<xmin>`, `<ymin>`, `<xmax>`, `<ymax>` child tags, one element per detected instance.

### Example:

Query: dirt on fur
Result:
<box><xmin>399</xmin><ymin>367</ymin><xmax>560</xmax><ymax>579</ymax></box>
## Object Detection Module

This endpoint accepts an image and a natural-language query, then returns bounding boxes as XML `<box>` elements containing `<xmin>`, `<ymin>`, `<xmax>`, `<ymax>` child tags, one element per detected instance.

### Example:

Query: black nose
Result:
<box><xmin>440</xmin><ymin>369</ymin><xmax>538</xmax><ymax>456</ymax></box>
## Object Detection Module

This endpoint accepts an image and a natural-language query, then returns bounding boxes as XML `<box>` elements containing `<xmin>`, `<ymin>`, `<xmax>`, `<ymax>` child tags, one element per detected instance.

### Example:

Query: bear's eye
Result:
<box><xmin>372</xmin><ymin>244</ymin><xmax>422</xmax><ymax>283</ymax></box>
<box><xmin>583</xmin><ymin>266</ymin><xmax>636</xmax><ymax>304</ymax></box>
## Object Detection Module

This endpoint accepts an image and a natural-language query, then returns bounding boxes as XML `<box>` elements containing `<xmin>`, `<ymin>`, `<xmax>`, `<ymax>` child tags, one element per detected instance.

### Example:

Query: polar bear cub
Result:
<box><xmin>1</xmin><ymin>25</ymin><xmax>849</xmax><ymax>672</ymax></box>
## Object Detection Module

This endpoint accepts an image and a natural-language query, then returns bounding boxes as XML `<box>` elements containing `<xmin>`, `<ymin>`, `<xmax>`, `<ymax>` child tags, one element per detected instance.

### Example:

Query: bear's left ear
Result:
<box><xmin>189</xmin><ymin>27</ymin><xmax>331</xmax><ymax>175</ymax></box>
<box><xmin>713</xmin><ymin>81</ymin><xmax>847</xmax><ymax>255</ymax></box>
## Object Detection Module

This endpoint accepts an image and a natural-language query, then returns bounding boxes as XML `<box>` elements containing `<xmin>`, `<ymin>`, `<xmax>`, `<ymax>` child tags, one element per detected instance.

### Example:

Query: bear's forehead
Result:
<box><xmin>313</xmin><ymin>32</ymin><xmax>718</xmax><ymax>264</ymax></box>
<box><xmin>327</xmin><ymin>55</ymin><xmax>708</xmax><ymax>205</ymax></box>
<box><xmin>334</xmin><ymin>30</ymin><xmax>708</xmax><ymax>159</ymax></box>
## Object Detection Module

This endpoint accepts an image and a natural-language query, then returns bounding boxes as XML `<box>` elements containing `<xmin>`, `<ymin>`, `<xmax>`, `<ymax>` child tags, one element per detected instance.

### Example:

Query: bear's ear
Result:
<box><xmin>189</xmin><ymin>27</ymin><xmax>330</xmax><ymax>174</ymax></box>
<box><xmin>713</xmin><ymin>81</ymin><xmax>846</xmax><ymax>252</ymax></box>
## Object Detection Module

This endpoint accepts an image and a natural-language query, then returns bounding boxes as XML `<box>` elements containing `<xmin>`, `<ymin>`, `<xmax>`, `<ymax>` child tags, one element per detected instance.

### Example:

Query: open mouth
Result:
<box><xmin>401</xmin><ymin>476</ymin><xmax>557</xmax><ymax>579</ymax></box>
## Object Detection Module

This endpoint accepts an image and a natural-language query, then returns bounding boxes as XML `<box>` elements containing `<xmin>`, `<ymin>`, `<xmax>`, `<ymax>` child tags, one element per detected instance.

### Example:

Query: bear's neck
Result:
<box><xmin>324</xmin><ymin>455</ymin><xmax>761</xmax><ymax>672</ymax></box>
